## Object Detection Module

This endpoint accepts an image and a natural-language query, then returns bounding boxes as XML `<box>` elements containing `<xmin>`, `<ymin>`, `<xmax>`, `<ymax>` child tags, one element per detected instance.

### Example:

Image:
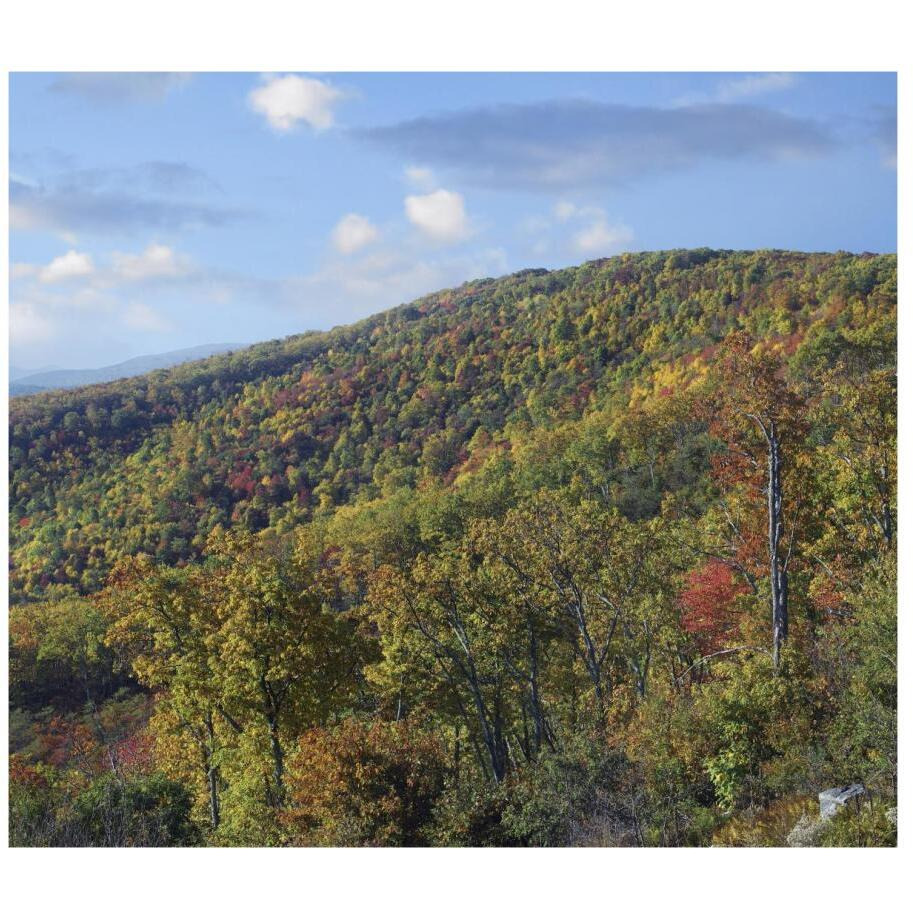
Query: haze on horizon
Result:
<box><xmin>9</xmin><ymin>71</ymin><xmax>897</xmax><ymax>372</ymax></box>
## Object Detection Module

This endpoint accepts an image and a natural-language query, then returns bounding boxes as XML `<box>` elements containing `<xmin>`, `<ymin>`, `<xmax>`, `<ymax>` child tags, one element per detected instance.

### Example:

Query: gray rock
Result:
<box><xmin>819</xmin><ymin>784</ymin><xmax>865</xmax><ymax>820</ymax></box>
<box><xmin>787</xmin><ymin>813</ymin><xmax>829</xmax><ymax>847</ymax></box>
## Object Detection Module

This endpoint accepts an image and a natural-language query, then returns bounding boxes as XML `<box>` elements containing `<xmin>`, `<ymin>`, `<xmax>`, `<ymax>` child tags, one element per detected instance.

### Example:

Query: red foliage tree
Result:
<box><xmin>680</xmin><ymin>559</ymin><xmax>749</xmax><ymax>653</ymax></box>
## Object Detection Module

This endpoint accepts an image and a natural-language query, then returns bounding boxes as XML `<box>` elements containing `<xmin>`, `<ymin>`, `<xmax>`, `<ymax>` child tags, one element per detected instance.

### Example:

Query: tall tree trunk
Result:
<box><xmin>450</xmin><ymin>617</ymin><xmax>507</xmax><ymax>782</ymax></box>
<box><xmin>575</xmin><ymin>606</ymin><xmax>607</xmax><ymax>724</ymax></box>
<box><xmin>453</xmin><ymin>722</ymin><xmax>461</xmax><ymax>783</ymax></box>
<box><xmin>435</xmin><ymin>658</ymin><xmax>488</xmax><ymax>777</ymax></box>
<box><xmin>208</xmin><ymin>764</ymin><xmax>220</xmax><ymax>829</ymax></box>
<box><xmin>204</xmin><ymin>713</ymin><xmax>220</xmax><ymax>829</ymax></box>
<box><xmin>520</xmin><ymin>702</ymin><xmax>532</xmax><ymax>760</ymax></box>
<box><xmin>259</xmin><ymin>674</ymin><xmax>285</xmax><ymax>808</ymax></box>
<box><xmin>268</xmin><ymin>718</ymin><xmax>285</xmax><ymax>807</ymax></box>
<box><xmin>768</xmin><ymin>424</ymin><xmax>788</xmax><ymax>670</ymax></box>
<box><xmin>879</xmin><ymin>461</ymin><xmax>893</xmax><ymax>547</ymax></box>
<box><xmin>632</xmin><ymin>649</ymin><xmax>650</xmax><ymax>699</ymax></box>
<box><xmin>492</xmin><ymin>690</ymin><xmax>507</xmax><ymax>781</ymax></box>
<box><xmin>465</xmin><ymin>670</ymin><xmax>506</xmax><ymax>783</ymax></box>
<box><xmin>527</xmin><ymin>621</ymin><xmax>552</xmax><ymax>754</ymax></box>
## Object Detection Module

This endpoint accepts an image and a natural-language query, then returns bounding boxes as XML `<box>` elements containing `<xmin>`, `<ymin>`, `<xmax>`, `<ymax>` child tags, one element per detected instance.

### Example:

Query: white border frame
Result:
<box><xmin>2</xmin><ymin>1</ymin><xmax>908</xmax><ymax>909</ymax></box>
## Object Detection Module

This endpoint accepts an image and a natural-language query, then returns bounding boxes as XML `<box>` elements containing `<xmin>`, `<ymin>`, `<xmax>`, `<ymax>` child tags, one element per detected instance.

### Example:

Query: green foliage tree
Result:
<box><xmin>9</xmin><ymin>250</ymin><xmax>896</xmax><ymax>847</ymax></box>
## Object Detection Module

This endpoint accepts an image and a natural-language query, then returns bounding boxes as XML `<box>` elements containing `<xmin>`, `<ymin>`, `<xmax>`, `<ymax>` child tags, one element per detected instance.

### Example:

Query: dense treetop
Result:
<box><xmin>9</xmin><ymin>249</ymin><xmax>895</xmax><ymax>600</ymax></box>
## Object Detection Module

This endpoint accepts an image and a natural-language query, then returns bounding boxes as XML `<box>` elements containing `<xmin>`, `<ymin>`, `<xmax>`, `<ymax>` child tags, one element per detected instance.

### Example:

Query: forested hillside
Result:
<box><xmin>9</xmin><ymin>249</ymin><xmax>897</xmax><ymax>846</ymax></box>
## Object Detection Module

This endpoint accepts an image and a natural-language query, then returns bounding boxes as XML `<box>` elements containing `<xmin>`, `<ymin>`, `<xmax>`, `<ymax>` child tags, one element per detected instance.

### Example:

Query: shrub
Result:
<box><xmin>284</xmin><ymin>718</ymin><xmax>449</xmax><ymax>846</ymax></box>
<box><xmin>9</xmin><ymin>763</ymin><xmax>199</xmax><ymax>847</ymax></box>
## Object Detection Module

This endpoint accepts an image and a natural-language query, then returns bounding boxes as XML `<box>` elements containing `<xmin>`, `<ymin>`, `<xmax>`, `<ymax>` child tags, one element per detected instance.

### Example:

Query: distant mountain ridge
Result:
<box><xmin>10</xmin><ymin>364</ymin><xmax>62</xmax><ymax>381</ymax></box>
<box><xmin>10</xmin><ymin>343</ymin><xmax>242</xmax><ymax>396</ymax></box>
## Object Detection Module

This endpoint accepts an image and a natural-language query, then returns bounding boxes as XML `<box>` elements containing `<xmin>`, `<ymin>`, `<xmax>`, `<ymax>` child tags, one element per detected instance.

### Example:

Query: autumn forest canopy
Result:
<box><xmin>8</xmin><ymin>249</ymin><xmax>897</xmax><ymax>847</ymax></box>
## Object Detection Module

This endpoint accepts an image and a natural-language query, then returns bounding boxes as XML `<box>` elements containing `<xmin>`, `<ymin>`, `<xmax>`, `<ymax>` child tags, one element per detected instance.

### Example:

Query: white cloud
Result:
<box><xmin>39</xmin><ymin>250</ymin><xmax>94</xmax><ymax>283</ymax></box>
<box><xmin>331</xmin><ymin>213</ymin><xmax>380</xmax><ymax>255</ymax></box>
<box><xmin>288</xmin><ymin>244</ymin><xmax>508</xmax><ymax>319</ymax></box>
<box><xmin>554</xmin><ymin>201</ymin><xmax>578</xmax><ymax>223</ymax></box>
<box><xmin>10</xmin><ymin>171</ymin><xmax>39</xmax><ymax>188</ymax></box>
<box><xmin>518</xmin><ymin>214</ymin><xmax>551</xmax><ymax>236</ymax></box>
<box><xmin>553</xmin><ymin>201</ymin><xmax>605</xmax><ymax>224</ymax></box>
<box><xmin>404</xmin><ymin>189</ymin><xmax>470</xmax><ymax>243</ymax></box>
<box><xmin>715</xmin><ymin>73</ymin><xmax>795</xmax><ymax>103</ymax></box>
<box><xmin>9</xmin><ymin>244</ymin><xmax>190</xmax><ymax>357</ymax></box>
<box><xmin>673</xmin><ymin>73</ymin><xmax>797</xmax><ymax>108</ymax></box>
<box><xmin>123</xmin><ymin>302</ymin><xmax>172</xmax><ymax>333</ymax></box>
<box><xmin>404</xmin><ymin>165</ymin><xmax>437</xmax><ymax>191</ymax></box>
<box><xmin>571</xmin><ymin>217</ymin><xmax>634</xmax><ymax>256</ymax></box>
<box><xmin>50</xmin><ymin>73</ymin><xmax>192</xmax><ymax>104</ymax></box>
<box><xmin>111</xmin><ymin>243</ymin><xmax>187</xmax><ymax>281</ymax></box>
<box><xmin>13</xmin><ymin>244</ymin><xmax>191</xmax><ymax>294</ymax></box>
<box><xmin>248</xmin><ymin>75</ymin><xmax>346</xmax><ymax>132</ymax></box>
<box><xmin>523</xmin><ymin>202</ymin><xmax>635</xmax><ymax>259</ymax></box>
<box><xmin>10</xmin><ymin>301</ymin><xmax>56</xmax><ymax>345</ymax></box>
<box><xmin>9</xmin><ymin>202</ymin><xmax>35</xmax><ymax>231</ymax></box>
<box><xmin>11</xmin><ymin>262</ymin><xmax>38</xmax><ymax>280</ymax></box>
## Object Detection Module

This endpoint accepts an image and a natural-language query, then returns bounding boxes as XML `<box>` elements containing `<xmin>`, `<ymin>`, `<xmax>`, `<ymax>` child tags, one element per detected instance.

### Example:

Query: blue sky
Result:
<box><xmin>9</xmin><ymin>71</ymin><xmax>896</xmax><ymax>371</ymax></box>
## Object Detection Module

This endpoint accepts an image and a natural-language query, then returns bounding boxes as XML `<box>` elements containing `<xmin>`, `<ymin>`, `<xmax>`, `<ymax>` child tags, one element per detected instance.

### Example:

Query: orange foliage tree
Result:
<box><xmin>283</xmin><ymin>718</ymin><xmax>449</xmax><ymax>846</ymax></box>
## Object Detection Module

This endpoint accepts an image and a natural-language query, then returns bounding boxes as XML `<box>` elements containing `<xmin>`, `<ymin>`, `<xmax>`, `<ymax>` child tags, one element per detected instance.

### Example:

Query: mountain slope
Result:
<box><xmin>8</xmin><ymin>249</ymin><xmax>896</xmax><ymax>599</ymax></box>
<box><xmin>9</xmin><ymin>343</ymin><xmax>242</xmax><ymax>396</ymax></box>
